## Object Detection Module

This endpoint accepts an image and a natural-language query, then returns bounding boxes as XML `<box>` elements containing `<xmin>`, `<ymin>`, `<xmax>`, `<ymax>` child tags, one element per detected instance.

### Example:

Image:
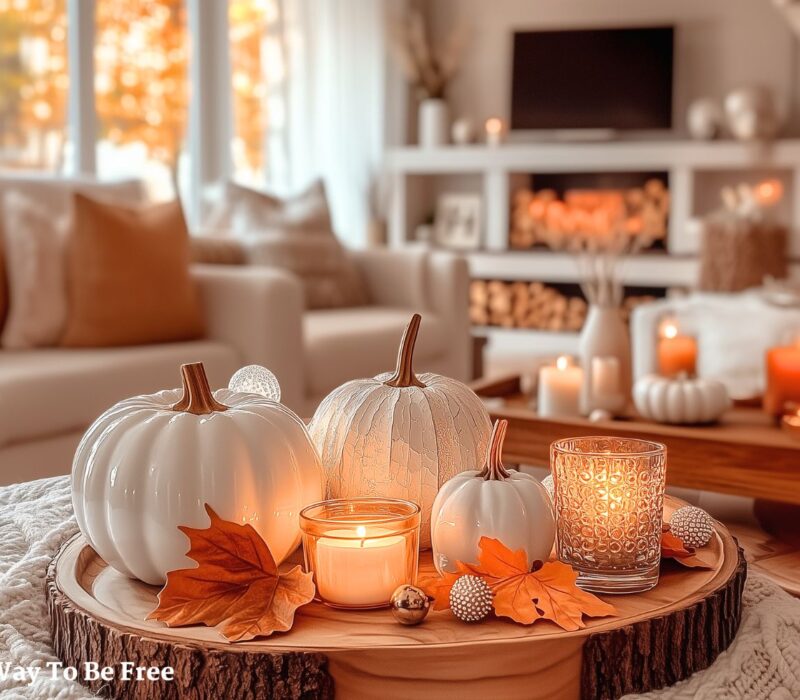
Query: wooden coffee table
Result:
<box><xmin>472</xmin><ymin>374</ymin><xmax>800</xmax><ymax>504</ymax></box>
<box><xmin>471</xmin><ymin>374</ymin><xmax>800</xmax><ymax>595</ymax></box>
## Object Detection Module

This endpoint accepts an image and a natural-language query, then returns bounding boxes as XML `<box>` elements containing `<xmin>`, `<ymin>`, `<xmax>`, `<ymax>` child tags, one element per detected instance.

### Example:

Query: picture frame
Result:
<box><xmin>434</xmin><ymin>194</ymin><xmax>483</xmax><ymax>250</ymax></box>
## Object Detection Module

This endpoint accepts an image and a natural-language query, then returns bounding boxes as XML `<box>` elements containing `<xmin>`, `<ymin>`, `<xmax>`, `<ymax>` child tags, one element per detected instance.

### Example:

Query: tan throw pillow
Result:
<box><xmin>205</xmin><ymin>180</ymin><xmax>333</xmax><ymax>234</ymax></box>
<box><xmin>61</xmin><ymin>195</ymin><xmax>204</xmax><ymax>348</ymax></box>
<box><xmin>205</xmin><ymin>179</ymin><xmax>368</xmax><ymax>309</ymax></box>
<box><xmin>246</xmin><ymin>231</ymin><xmax>368</xmax><ymax>309</ymax></box>
<box><xmin>1</xmin><ymin>191</ymin><xmax>70</xmax><ymax>348</ymax></box>
<box><xmin>0</xmin><ymin>234</ymin><xmax>7</xmax><ymax>334</ymax></box>
<box><xmin>189</xmin><ymin>235</ymin><xmax>247</xmax><ymax>265</ymax></box>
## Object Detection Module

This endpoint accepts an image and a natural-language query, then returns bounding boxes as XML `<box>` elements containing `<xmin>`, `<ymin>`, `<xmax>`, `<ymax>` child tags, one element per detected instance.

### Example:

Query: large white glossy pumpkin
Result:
<box><xmin>431</xmin><ymin>419</ymin><xmax>555</xmax><ymax>573</ymax></box>
<box><xmin>72</xmin><ymin>363</ymin><xmax>323</xmax><ymax>585</ymax></box>
<box><xmin>308</xmin><ymin>314</ymin><xmax>492</xmax><ymax>548</ymax></box>
<box><xmin>633</xmin><ymin>373</ymin><xmax>730</xmax><ymax>425</ymax></box>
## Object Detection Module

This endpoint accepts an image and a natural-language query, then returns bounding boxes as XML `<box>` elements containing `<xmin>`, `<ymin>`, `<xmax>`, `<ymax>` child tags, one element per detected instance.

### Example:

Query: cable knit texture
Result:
<box><xmin>0</xmin><ymin>476</ymin><xmax>798</xmax><ymax>698</ymax></box>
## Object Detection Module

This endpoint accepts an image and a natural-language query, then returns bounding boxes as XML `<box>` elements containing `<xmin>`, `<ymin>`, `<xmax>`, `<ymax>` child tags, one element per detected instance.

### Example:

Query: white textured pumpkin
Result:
<box><xmin>431</xmin><ymin>419</ymin><xmax>555</xmax><ymax>573</ymax></box>
<box><xmin>633</xmin><ymin>373</ymin><xmax>730</xmax><ymax>425</ymax></box>
<box><xmin>308</xmin><ymin>314</ymin><xmax>492</xmax><ymax>548</ymax></box>
<box><xmin>72</xmin><ymin>363</ymin><xmax>323</xmax><ymax>585</ymax></box>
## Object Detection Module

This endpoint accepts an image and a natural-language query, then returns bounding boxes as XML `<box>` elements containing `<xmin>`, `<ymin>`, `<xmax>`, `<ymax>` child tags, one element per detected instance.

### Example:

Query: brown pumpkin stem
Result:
<box><xmin>479</xmin><ymin>419</ymin><xmax>510</xmax><ymax>480</ymax></box>
<box><xmin>172</xmin><ymin>363</ymin><xmax>228</xmax><ymax>415</ymax></box>
<box><xmin>384</xmin><ymin>314</ymin><xmax>426</xmax><ymax>388</ymax></box>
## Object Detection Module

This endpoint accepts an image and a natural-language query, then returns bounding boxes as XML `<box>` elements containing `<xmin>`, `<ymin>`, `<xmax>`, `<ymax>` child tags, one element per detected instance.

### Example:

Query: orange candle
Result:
<box><xmin>657</xmin><ymin>320</ymin><xmax>698</xmax><ymax>377</ymax></box>
<box><xmin>764</xmin><ymin>345</ymin><xmax>800</xmax><ymax>416</ymax></box>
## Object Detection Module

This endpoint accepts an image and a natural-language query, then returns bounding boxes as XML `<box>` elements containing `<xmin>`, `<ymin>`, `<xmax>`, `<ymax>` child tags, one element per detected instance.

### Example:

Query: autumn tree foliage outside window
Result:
<box><xmin>1</xmin><ymin>0</ymin><xmax>280</xmax><ymax>194</ymax></box>
<box><xmin>94</xmin><ymin>0</ymin><xmax>188</xmax><ymax>194</ymax></box>
<box><xmin>0</xmin><ymin>0</ymin><xmax>68</xmax><ymax>171</ymax></box>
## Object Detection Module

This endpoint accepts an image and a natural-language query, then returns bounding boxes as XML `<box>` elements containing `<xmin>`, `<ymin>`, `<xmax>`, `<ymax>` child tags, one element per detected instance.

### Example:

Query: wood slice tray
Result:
<box><xmin>47</xmin><ymin>505</ymin><xmax>745</xmax><ymax>700</ymax></box>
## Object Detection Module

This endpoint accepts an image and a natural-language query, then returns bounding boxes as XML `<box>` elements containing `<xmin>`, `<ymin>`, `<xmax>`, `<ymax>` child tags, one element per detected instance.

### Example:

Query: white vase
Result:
<box><xmin>578</xmin><ymin>304</ymin><xmax>632</xmax><ymax>416</ymax></box>
<box><xmin>418</xmin><ymin>98</ymin><xmax>449</xmax><ymax>148</ymax></box>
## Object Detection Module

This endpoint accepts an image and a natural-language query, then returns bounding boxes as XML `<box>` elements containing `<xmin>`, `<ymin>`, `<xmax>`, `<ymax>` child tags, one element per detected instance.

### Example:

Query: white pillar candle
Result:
<box><xmin>485</xmin><ymin>117</ymin><xmax>505</xmax><ymax>146</ymax></box>
<box><xmin>590</xmin><ymin>356</ymin><xmax>626</xmax><ymax>414</ymax></box>
<box><xmin>314</xmin><ymin>526</ymin><xmax>408</xmax><ymax>607</ymax></box>
<box><xmin>538</xmin><ymin>356</ymin><xmax>583</xmax><ymax>417</ymax></box>
<box><xmin>591</xmin><ymin>356</ymin><xmax>620</xmax><ymax>397</ymax></box>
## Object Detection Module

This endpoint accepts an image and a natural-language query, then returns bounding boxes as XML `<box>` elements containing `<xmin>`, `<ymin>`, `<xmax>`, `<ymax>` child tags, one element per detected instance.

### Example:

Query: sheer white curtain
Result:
<box><xmin>274</xmin><ymin>0</ymin><xmax>391</xmax><ymax>248</ymax></box>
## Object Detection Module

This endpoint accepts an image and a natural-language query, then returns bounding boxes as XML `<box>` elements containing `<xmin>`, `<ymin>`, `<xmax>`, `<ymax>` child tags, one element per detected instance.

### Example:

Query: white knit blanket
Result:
<box><xmin>0</xmin><ymin>477</ymin><xmax>798</xmax><ymax>699</ymax></box>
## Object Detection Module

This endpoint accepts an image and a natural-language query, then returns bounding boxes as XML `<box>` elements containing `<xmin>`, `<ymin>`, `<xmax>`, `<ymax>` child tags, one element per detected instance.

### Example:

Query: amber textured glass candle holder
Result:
<box><xmin>551</xmin><ymin>436</ymin><xmax>667</xmax><ymax>594</ymax></box>
<box><xmin>300</xmin><ymin>498</ymin><xmax>421</xmax><ymax>610</ymax></box>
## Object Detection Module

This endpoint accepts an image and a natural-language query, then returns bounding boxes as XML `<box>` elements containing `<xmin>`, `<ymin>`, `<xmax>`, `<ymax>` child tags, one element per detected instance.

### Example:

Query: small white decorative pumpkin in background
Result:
<box><xmin>633</xmin><ymin>373</ymin><xmax>730</xmax><ymax>425</ymax></box>
<box><xmin>72</xmin><ymin>362</ymin><xmax>323</xmax><ymax>585</ymax></box>
<box><xmin>308</xmin><ymin>314</ymin><xmax>492</xmax><ymax>549</ymax></box>
<box><xmin>430</xmin><ymin>419</ymin><xmax>555</xmax><ymax>574</ymax></box>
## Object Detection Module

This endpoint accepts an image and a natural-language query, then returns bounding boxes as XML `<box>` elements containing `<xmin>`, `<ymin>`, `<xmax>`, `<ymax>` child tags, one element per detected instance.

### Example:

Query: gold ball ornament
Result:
<box><xmin>449</xmin><ymin>575</ymin><xmax>493</xmax><ymax>623</ymax></box>
<box><xmin>669</xmin><ymin>505</ymin><xmax>714</xmax><ymax>548</ymax></box>
<box><xmin>390</xmin><ymin>584</ymin><xmax>432</xmax><ymax>625</ymax></box>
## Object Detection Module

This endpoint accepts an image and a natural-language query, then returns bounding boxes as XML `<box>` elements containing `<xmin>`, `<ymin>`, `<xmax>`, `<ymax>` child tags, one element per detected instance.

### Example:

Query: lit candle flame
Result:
<box><xmin>556</xmin><ymin>355</ymin><xmax>569</xmax><ymax>371</ymax></box>
<box><xmin>663</xmin><ymin>323</ymin><xmax>678</xmax><ymax>340</ymax></box>
<box><xmin>357</xmin><ymin>524</ymin><xmax>366</xmax><ymax>548</ymax></box>
<box><xmin>485</xmin><ymin>117</ymin><xmax>503</xmax><ymax>135</ymax></box>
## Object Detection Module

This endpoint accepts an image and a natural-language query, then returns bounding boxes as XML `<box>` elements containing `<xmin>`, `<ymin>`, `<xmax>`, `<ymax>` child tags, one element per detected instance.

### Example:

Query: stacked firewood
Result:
<box><xmin>469</xmin><ymin>279</ymin><xmax>655</xmax><ymax>331</ymax></box>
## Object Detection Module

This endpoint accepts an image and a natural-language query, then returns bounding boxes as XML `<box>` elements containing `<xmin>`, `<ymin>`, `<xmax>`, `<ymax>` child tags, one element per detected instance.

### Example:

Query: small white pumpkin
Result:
<box><xmin>309</xmin><ymin>314</ymin><xmax>492</xmax><ymax>549</ymax></box>
<box><xmin>633</xmin><ymin>373</ymin><xmax>730</xmax><ymax>425</ymax></box>
<box><xmin>72</xmin><ymin>362</ymin><xmax>323</xmax><ymax>585</ymax></box>
<box><xmin>430</xmin><ymin>419</ymin><xmax>555</xmax><ymax>574</ymax></box>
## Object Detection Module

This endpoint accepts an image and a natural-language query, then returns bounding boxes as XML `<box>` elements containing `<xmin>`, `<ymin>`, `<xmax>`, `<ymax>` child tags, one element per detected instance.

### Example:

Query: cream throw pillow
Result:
<box><xmin>1</xmin><ymin>191</ymin><xmax>69</xmax><ymax>349</ymax></box>
<box><xmin>205</xmin><ymin>180</ymin><xmax>333</xmax><ymax>234</ymax></box>
<box><xmin>207</xmin><ymin>180</ymin><xmax>368</xmax><ymax>309</ymax></box>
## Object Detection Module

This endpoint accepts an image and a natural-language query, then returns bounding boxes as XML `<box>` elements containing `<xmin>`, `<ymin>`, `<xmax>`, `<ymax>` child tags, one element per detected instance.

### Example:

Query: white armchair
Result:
<box><xmin>270</xmin><ymin>247</ymin><xmax>471</xmax><ymax>415</ymax></box>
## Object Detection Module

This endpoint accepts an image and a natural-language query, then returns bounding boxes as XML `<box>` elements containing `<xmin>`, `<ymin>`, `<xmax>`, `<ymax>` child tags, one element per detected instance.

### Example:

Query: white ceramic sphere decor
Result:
<box><xmin>72</xmin><ymin>362</ymin><xmax>324</xmax><ymax>585</ymax></box>
<box><xmin>308</xmin><ymin>314</ymin><xmax>492</xmax><ymax>549</ymax></box>
<box><xmin>686</xmin><ymin>97</ymin><xmax>724</xmax><ymax>140</ymax></box>
<box><xmin>229</xmin><ymin>364</ymin><xmax>281</xmax><ymax>402</ymax></box>
<box><xmin>633</xmin><ymin>374</ymin><xmax>730</xmax><ymax>425</ymax></box>
<box><xmin>430</xmin><ymin>419</ymin><xmax>555</xmax><ymax>574</ymax></box>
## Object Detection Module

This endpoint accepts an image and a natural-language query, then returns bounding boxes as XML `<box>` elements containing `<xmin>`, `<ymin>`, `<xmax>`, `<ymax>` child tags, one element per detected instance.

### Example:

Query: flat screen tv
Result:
<box><xmin>511</xmin><ymin>26</ymin><xmax>674</xmax><ymax>131</ymax></box>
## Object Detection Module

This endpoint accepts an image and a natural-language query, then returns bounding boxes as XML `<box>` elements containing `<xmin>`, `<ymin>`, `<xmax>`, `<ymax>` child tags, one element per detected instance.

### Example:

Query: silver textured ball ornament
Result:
<box><xmin>542</xmin><ymin>474</ymin><xmax>554</xmax><ymax>502</ymax></box>
<box><xmin>449</xmin><ymin>575</ymin><xmax>493</xmax><ymax>623</ymax></box>
<box><xmin>390</xmin><ymin>584</ymin><xmax>432</xmax><ymax>625</ymax></box>
<box><xmin>669</xmin><ymin>506</ymin><xmax>714</xmax><ymax>548</ymax></box>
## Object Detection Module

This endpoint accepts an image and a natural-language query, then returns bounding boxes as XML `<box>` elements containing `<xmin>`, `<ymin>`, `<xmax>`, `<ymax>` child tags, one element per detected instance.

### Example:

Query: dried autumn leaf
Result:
<box><xmin>476</xmin><ymin>538</ymin><xmax>616</xmax><ymax>630</ymax></box>
<box><xmin>660</xmin><ymin>529</ymin><xmax>715</xmax><ymax>570</ymax></box>
<box><xmin>147</xmin><ymin>504</ymin><xmax>315</xmax><ymax>642</ymax></box>
<box><xmin>661</xmin><ymin>529</ymin><xmax>692</xmax><ymax>558</ymax></box>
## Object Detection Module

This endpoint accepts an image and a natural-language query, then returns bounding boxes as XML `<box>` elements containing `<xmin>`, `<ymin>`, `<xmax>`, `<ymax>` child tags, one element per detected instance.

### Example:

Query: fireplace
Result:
<box><xmin>469</xmin><ymin>279</ymin><xmax>665</xmax><ymax>332</ymax></box>
<box><xmin>509</xmin><ymin>171</ymin><xmax>669</xmax><ymax>252</ymax></box>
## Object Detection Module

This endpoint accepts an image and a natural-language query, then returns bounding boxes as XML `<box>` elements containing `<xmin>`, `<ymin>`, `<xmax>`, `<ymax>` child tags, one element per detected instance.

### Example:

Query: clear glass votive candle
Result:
<box><xmin>299</xmin><ymin>498</ymin><xmax>421</xmax><ymax>609</ymax></box>
<box><xmin>551</xmin><ymin>436</ymin><xmax>667</xmax><ymax>594</ymax></box>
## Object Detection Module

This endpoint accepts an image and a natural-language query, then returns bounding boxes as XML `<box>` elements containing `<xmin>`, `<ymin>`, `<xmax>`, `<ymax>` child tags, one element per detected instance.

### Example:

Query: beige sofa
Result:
<box><xmin>0</xmin><ymin>178</ymin><xmax>470</xmax><ymax>485</ymax></box>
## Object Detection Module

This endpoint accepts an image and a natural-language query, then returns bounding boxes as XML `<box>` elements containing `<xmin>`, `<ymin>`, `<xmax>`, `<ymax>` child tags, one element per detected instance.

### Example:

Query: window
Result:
<box><xmin>94</xmin><ymin>0</ymin><xmax>188</xmax><ymax>198</ymax></box>
<box><xmin>0</xmin><ymin>0</ymin><xmax>68</xmax><ymax>171</ymax></box>
<box><xmin>229</xmin><ymin>0</ymin><xmax>283</xmax><ymax>187</ymax></box>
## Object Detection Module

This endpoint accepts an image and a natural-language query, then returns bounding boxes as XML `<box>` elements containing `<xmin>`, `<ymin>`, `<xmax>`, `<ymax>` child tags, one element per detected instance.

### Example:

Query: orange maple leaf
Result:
<box><xmin>147</xmin><ymin>504</ymin><xmax>315</xmax><ymax>642</ymax></box>
<box><xmin>660</xmin><ymin>528</ymin><xmax>715</xmax><ymax>570</ymax></box>
<box><xmin>421</xmin><ymin>538</ymin><xmax>616</xmax><ymax>630</ymax></box>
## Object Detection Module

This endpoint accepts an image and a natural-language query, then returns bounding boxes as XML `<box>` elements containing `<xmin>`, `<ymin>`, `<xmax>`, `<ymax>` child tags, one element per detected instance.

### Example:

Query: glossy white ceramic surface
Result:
<box><xmin>72</xmin><ymin>388</ymin><xmax>323</xmax><ymax>585</ymax></box>
<box><xmin>430</xmin><ymin>469</ymin><xmax>555</xmax><ymax>574</ymax></box>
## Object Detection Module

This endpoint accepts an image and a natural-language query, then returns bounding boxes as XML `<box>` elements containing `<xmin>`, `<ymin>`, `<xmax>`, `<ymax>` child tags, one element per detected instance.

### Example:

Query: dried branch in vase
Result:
<box><xmin>388</xmin><ymin>9</ymin><xmax>469</xmax><ymax>100</ymax></box>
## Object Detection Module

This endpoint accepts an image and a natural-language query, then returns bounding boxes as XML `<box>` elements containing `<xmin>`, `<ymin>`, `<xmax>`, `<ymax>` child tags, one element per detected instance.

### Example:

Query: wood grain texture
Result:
<box><xmin>473</xmin><ymin>374</ymin><xmax>800</xmax><ymax>505</ymax></box>
<box><xmin>46</xmin><ymin>546</ymin><xmax>333</xmax><ymax>700</ymax></box>
<box><xmin>581</xmin><ymin>546</ymin><xmax>746</xmax><ymax>700</ymax></box>
<box><xmin>47</xmin><ymin>503</ymin><xmax>744</xmax><ymax>700</ymax></box>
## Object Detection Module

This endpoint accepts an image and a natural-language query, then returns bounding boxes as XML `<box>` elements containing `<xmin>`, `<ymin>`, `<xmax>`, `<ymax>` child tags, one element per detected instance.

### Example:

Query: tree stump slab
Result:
<box><xmin>47</xmin><ymin>501</ymin><xmax>745</xmax><ymax>700</ymax></box>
